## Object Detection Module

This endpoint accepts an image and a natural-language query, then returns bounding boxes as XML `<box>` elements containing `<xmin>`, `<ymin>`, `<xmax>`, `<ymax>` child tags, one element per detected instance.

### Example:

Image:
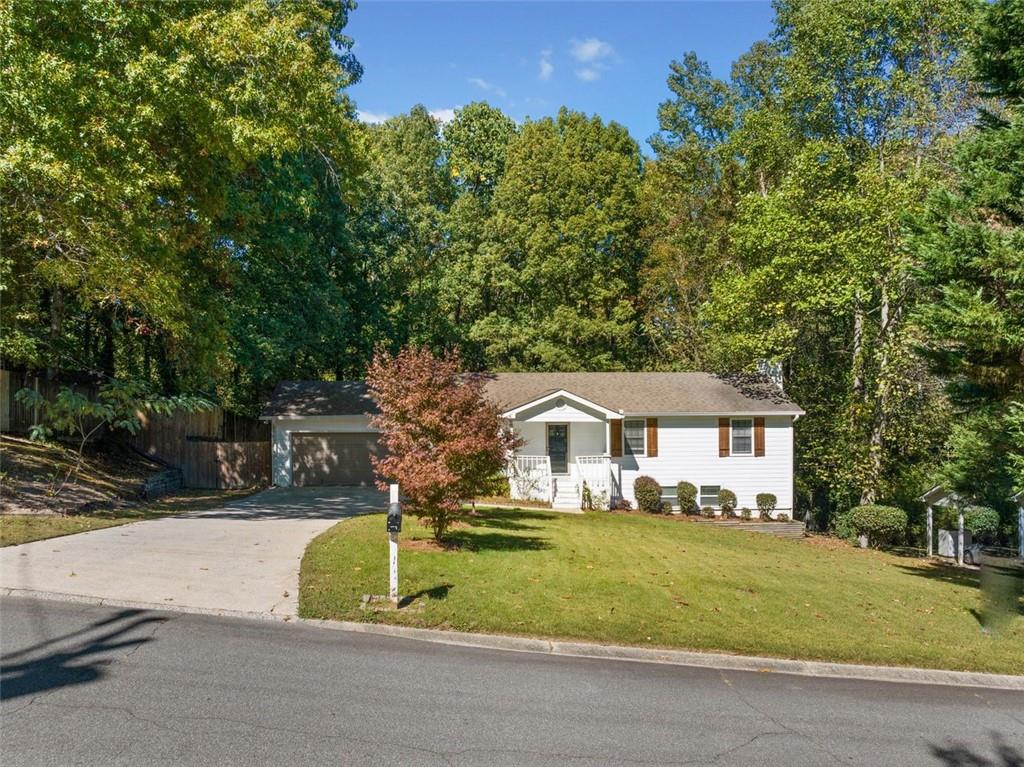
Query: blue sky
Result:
<box><xmin>346</xmin><ymin>1</ymin><xmax>775</xmax><ymax>151</ymax></box>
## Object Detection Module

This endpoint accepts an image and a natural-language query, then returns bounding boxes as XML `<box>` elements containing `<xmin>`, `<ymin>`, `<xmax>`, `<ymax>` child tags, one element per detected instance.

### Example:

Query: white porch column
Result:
<box><xmin>1018</xmin><ymin>502</ymin><xmax>1023</xmax><ymax>561</ymax></box>
<box><xmin>957</xmin><ymin>508</ymin><xmax>965</xmax><ymax>567</ymax></box>
<box><xmin>271</xmin><ymin>421</ymin><xmax>292</xmax><ymax>487</ymax></box>
<box><xmin>926</xmin><ymin>506</ymin><xmax>933</xmax><ymax>558</ymax></box>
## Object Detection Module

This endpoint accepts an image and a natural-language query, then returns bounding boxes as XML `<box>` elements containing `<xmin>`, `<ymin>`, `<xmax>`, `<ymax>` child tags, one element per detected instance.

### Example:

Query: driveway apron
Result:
<box><xmin>0</xmin><ymin>487</ymin><xmax>385</xmax><ymax>616</ymax></box>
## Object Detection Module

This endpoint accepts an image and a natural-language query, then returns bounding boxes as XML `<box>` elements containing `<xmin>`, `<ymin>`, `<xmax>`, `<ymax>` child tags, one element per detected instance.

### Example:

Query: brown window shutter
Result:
<box><xmin>646</xmin><ymin>418</ymin><xmax>658</xmax><ymax>457</ymax></box>
<box><xmin>718</xmin><ymin>418</ymin><xmax>730</xmax><ymax>457</ymax></box>
<box><xmin>754</xmin><ymin>417</ymin><xmax>765</xmax><ymax>457</ymax></box>
<box><xmin>609</xmin><ymin>419</ymin><xmax>623</xmax><ymax>457</ymax></box>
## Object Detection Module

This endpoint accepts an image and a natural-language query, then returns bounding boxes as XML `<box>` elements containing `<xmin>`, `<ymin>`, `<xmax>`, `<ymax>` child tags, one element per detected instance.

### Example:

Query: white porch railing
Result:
<box><xmin>508</xmin><ymin>455</ymin><xmax>553</xmax><ymax>504</ymax></box>
<box><xmin>576</xmin><ymin>454</ymin><xmax>615</xmax><ymax>509</ymax></box>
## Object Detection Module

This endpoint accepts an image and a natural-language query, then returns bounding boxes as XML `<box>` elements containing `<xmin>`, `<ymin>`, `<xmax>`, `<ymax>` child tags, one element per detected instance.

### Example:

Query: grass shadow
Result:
<box><xmin>399</xmin><ymin>583</ymin><xmax>452</xmax><ymax>608</ymax></box>
<box><xmin>445</xmin><ymin>530</ymin><xmax>552</xmax><ymax>552</ymax></box>
<box><xmin>464</xmin><ymin>509</ymin><xmax>550</xmax><ymax>532</ymax></box>
<box><xmin>894</xmin><ymin>562</ymin><xmax>981</xmax><ymax>589</ymax></box>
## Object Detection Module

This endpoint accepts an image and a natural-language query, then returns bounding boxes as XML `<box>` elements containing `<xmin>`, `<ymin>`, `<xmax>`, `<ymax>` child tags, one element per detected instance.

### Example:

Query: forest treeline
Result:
<box><xmin>2</xmin><ymin>0</ymin><xmax>1022</xmax><ymax>527</ymax></box>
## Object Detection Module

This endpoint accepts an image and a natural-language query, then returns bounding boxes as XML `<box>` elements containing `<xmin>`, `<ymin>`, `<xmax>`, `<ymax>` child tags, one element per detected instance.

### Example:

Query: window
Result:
<box><xmin>623</xmin><ymin>419</ymin><xmax>646</xmax><ymax>456</ymax></box>
<box><xmin>731</xmin><ymin>418</ymin><xmax>753</xmax><ymax>455</ymax></box>
<box><xmin>700</xmin><ymin>485</ymin><xmax>720</xmax><ymax>508</ymax></box>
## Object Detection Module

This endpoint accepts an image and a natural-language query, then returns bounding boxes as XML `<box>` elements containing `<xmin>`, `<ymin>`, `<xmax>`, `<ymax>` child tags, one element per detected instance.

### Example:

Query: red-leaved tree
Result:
<box><xmin>367</xmin><ymin>345</ymin><xmax>520</xmax><ymax>542</ymax></box>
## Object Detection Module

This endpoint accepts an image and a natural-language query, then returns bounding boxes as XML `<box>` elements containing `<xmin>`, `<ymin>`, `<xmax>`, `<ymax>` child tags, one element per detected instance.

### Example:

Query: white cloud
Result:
<box><xmin>569</xmin><ymin>37</ymin><xmax>614</xmax><ymax>64</ymax></box>
<box><xmin>569</xmin><ymin>37</ymin><xmax>615</xmax><ymax>81</ymax></box>
<box><xmin>429</xmin><ymin>108</ymin><xmax>457</xmax><ymax>125</ymax></box>
<box><xmin>468</xmin><ymin>76</ymin><xmax>507</xmax><ymax>99</ymax></box>
<box><xmin>357</xmin><ymin>109</ymin><xmax>390</xmax><ymax>124</ymax></box>
<box><xmin>538</xmin><ymin>49</ymin><xmax>554</xmax><ymax>81</ymax></box>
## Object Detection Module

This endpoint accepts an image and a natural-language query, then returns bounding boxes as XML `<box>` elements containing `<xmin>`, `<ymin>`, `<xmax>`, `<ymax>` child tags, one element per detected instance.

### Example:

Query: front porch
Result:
<box><xmin>502</xmin><ymin>393</ymin><xmax>623</xmax><ymax>510</ymax></box>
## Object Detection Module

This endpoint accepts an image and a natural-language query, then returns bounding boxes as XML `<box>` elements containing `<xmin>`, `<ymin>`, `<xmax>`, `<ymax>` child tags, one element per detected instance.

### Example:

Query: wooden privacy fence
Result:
<box><xmin>128</xmin><ymin>408</ymin><xmax>270</xmax><ymax>490</ymax></box>
<box><xmin>2</xmin><ymin>369</ymin><xmax>271</xmax><ymax>490</ymax></box>
<box><xmin>179</xmin><ymin>440</ymin><xmax>271</xmax><ymax>489</ymax></box>
<box><xmin>1</xmin><ymin>369</ymin><xmax>103</xmax><ymax>434</ymax></box>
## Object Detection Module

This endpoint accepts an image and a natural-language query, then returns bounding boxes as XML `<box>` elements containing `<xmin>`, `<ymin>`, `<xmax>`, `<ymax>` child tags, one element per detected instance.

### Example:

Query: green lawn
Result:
<box><xmin>300</xmin><ymin>508</ymin><xmax>1024</xmax><ymax>674</ymax></box>
<box><xmin>0</xmin><ymin>488</ymin><xmax>259</xmax><ymax>547</ymax></box>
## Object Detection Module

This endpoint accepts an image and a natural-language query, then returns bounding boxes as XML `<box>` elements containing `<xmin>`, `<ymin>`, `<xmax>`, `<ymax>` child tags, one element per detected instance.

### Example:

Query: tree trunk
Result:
<box><xmin>861</xmin><ymin>286</ymin><xmax>891</xmax><ymax>506</ymax></box>
<box><xmin>852</xmin><ymin>298</ymin><xmax>864</xmax><ymax>400</ymax></box>
<box><xmin>99</xmin><ymin>310</ymin><xmax>115</xmax><ymax>377</ymax></box>
<box><xmin>152</xmin><ymin>334</ymin><xmax>177</xmax><ymax>394</ymax></box>
<box><xmin>48</xmin><ymin>285</ymin><xmax>64</xmax><ymax>379</ymax></box>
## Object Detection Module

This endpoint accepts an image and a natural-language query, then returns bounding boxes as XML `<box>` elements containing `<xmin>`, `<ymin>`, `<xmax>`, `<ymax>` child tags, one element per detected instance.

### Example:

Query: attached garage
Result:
<box><xmin>290</xmin><ymin>432</ymin><xmax>380</xmax><ymax>487</ymax></box>
<box><xmin>261</xmin><ymin>381</ymin><xmax>382</xmax><ymax>487</ymax></box>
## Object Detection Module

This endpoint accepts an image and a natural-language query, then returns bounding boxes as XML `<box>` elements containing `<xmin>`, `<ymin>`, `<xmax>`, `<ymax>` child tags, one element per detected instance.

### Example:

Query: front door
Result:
<box><xmin>546</xmin><ymin>424</ymin><xmax>569</xmax><ymax>474</ymax></box>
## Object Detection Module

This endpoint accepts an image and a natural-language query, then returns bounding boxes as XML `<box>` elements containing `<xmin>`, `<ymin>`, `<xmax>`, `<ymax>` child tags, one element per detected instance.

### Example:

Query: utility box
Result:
<box><xmin>938</xmin><ymin>529</ymin><xmax>972</xmax><ymax>559</ymax></box>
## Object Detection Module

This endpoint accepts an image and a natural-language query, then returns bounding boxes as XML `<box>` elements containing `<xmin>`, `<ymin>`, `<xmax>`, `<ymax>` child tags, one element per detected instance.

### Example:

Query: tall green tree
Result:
<box><xmin>648</xmin><ymin>0</ymin><xmax>979</xmax><ymax>523</ymax></box>
<box><xmin>473</xmin><ymin>109</ymin><xmax>646</xmax><ymax>371</ymax></box>
<box><xmin>913</xmin><ymin>0</ymin><xmax>1024</xmax><ymax>509</ymax></box>
<box><xmin>354</xmin><ymin>106</ymin><xmax>454</xmax><ymax>352</ymax></box>
<box><xmin>217</xmin><ymin>152</ymin><xmax>385</xmax><ymax>413</ymax></box>
<box><xmin>1</xmin><ymin>0</ymin><xmax>362</xmax><ymax>391</ymax></box>
<box><xmin>435</xmin><ymin>103</ymin><xmax>518</xmax><ymax>365</ymax></box>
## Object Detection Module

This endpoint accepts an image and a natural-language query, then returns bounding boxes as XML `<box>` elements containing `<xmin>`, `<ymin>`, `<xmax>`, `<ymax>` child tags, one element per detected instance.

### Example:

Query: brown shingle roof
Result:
<box><xmin>482</xmin><ymin>372</ymin><xmax>802</xmax><ymax>414</ymax></box>
<box><xmin>262</xmin><ymin>372</ymin><xmax>803</xmax><ymax>418</ymax></box>
<box><xmin>262</xmin><ymin>380</ymin><xmax>379</xmax><ymax>418</ymax></box>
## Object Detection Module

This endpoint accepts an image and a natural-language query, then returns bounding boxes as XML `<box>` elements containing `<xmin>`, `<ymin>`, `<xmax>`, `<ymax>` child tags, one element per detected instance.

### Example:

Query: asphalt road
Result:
<box><xmin>1</xmin><ymin>597</ymin><xmax>1022</xmax><ymax>767</ymax></box>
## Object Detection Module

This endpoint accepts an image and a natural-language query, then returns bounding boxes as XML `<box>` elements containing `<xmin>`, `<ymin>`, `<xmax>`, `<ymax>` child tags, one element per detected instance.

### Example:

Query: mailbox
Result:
<box><xmin>387</xmin><ymin>501</ymin><xmax>402</xmax><ymax>533</ymax></box>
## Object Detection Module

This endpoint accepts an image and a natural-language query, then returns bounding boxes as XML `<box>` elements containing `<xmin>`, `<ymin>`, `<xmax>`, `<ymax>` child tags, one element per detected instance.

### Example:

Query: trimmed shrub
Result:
<box><xmin>676</xmin><ymin>481</ymin><xmax>698</xmax><ymax>514</ymax></box>
<box><xmin>849</xmin><ymin>505</ymin><xmax>907</xmax><ymax>548</ymax></box>
<box><xmin>740</xmin><ymin>507</ymin><xmax>752</xmax><ymax>520</ymax></box>
<box><xmin>717</xmin><ymin>488</ymin><xmax>737</xmax><ymax>515</ymax></box>
<box><xmin>633</xmin><ymin>476</ymin><xmax>662</xmax><ymax>513</ymax></box>
<box><xmin>661</xmin><ymin>501</ymin><xmax>674</xmax><ymax>514</ymax></box>
<box><xmin>755</xmin><ymin>493</ymin><xmax>777</xmax><ymax>520</ymax></box>
<box><xmin>964</xmin><ymin>506</ymin><xmax>1001</xmax><ymax>542</ymax></box>
<box><xmin>720</xmin><ymin>506</ymin><xmax>734</xmax><ymax>519</ymax></box>
<box><xmin>580</xmin><ymin>482</ymin><xmax>594</xmax><ymax>511</ymax></box>
<box><xmin>700</xmin><ymin>505</ymin><xmax>716</xmax><ymax>518</ymax></box>
<box><xmin>776</xmin><ymin>513</ymin><xmax>790</xmax><ymax>522</ymax></box>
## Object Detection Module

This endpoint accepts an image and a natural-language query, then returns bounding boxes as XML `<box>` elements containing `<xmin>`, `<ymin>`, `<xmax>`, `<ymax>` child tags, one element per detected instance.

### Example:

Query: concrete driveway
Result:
<box><xmin>0</xmin><ymin>486</ymin><xmax>386</xmax><ymax>616</ymax></box>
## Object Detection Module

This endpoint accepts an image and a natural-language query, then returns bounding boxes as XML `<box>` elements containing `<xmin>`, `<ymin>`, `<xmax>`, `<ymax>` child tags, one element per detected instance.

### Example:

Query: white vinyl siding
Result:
<box><xmin>624</xmin><ymin>419</ymin><xmax>646</xmax><ymax>456</ymax></box>
<box><xmin>614</xmin><ymin>415</ymin><xmax>795</xmax><ymax>516</ymax></box>
<box><xmin>731</xmin><ymin>418</ymin><xmax>753</xmax><ymax>455</ymax></box>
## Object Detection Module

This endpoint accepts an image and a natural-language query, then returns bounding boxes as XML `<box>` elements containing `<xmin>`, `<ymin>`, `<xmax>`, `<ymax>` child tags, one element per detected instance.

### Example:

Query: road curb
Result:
<box><xmin>4</xmin><ymin>587</ymin><xmax>1023</xmax><ymax>691</ymax></box>
<box><xmin>298</xmin><ymin>617</ymin><xmax>1024</xmax><ymax>691</ymax></box>
<box><xmin>0</xmin><ymin>588</ymin><xmax>292</xmax><ymax>623</ymax></box>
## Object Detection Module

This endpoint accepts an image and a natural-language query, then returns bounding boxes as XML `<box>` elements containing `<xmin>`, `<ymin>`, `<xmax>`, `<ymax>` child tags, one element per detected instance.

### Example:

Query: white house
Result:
<box><xmin>261</xmin><ymin>372</ymin><xmax>804</xmax><ymax>517</ymax></box>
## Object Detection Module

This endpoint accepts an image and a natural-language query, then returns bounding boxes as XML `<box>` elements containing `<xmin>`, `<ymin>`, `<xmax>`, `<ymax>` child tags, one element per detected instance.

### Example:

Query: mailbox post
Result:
<box><xmin>387</xmin><ymin>484</ymin><xmax>401</xmax><ymax>605</ymax></box>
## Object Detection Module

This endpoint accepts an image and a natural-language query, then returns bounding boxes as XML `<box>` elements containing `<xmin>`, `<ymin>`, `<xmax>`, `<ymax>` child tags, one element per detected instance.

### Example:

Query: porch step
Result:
<box><xmin>552</xmin><ymin>494</ymin><xmax>579</xmax><ymax>509</ymax></box>
<box><xmin>551</xmin><ymin>478</ymin><xmax>579</xmax><ymax>510</ymax></box>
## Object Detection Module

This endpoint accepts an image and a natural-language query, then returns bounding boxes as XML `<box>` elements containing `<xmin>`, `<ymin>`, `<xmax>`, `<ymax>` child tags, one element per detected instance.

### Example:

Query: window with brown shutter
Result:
<box><xmin>754</xmin><ymin>417</ymin><xmax>765</xmax><ymax>457</ymax></box>
<box><xmin>718</xmin><ymin>418</ymin><xmax>730</xmax><ymax>457</ymax></box>
<box><xmin>646</xmin><ymin>418</ymin><xmax>658</xmax><ymax>457</ymax></box>
<box><xmin>609</xmin><ymin>418</ymin><xmax>623</xmax><ymax>457</ymax></box>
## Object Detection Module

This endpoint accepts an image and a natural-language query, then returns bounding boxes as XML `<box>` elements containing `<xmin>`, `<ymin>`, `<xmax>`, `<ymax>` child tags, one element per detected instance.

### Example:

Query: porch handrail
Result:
<box><xmin>576</xmin><ymin>454</ymin><xmax>613</xmax><ymax>508</ymax></box>
<box><xmin>509</xmin><ymin>454</ymin><xmax>553</xmax><ymax>504</ymax></box>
